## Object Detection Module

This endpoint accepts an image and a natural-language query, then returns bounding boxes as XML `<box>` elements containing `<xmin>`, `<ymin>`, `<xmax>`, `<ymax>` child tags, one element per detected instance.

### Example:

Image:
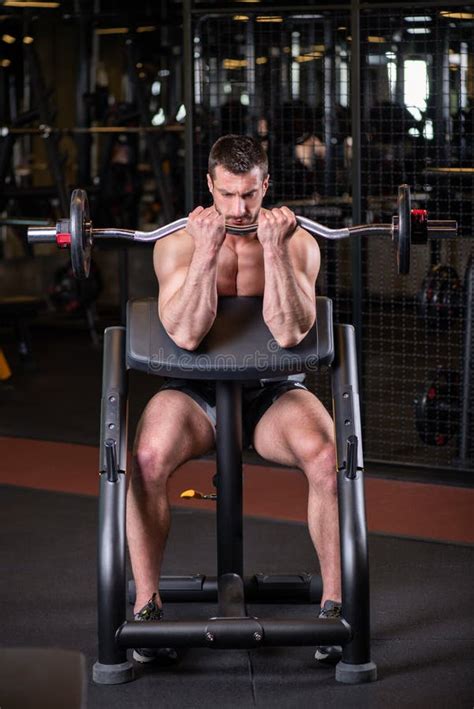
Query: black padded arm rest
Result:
<box><xmin>127</xmin><ymin>296</ymin><xmax>334</xmax><ymax>379</ymax></box>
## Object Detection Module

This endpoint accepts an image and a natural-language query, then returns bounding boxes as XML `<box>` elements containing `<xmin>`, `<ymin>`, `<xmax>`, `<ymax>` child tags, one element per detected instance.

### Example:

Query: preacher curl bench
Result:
<box><xmin>92</xmin><ymin>294</ymin><xmax>377</xmax><ymax>686</ymax></box>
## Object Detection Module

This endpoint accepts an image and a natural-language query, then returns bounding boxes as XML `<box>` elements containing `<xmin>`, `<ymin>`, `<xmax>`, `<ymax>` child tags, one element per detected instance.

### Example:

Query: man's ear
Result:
<box><xmin>262</xmin><ymin>174</ymin><xmax>270</xmax><ymax>196</ymax></box>
<box><xmin>207</xmin><ymin>173</ymin><xmax>213</xmax><ymax>193</ymax></box>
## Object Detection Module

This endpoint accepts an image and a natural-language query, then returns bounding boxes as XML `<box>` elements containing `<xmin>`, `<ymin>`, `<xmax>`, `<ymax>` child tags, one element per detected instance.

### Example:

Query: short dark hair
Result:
<box><xmin>208</xmin><ymin>134</ymin><xmax>268</xmax><ymax>178</ymax></box>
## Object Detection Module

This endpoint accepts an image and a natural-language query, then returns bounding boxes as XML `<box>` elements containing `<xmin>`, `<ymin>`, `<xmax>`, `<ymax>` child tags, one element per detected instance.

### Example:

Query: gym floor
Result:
<box><xmin>1</xmin><ymin>318</ymin><xmax>473</xmax><ymax>708</ymax></box>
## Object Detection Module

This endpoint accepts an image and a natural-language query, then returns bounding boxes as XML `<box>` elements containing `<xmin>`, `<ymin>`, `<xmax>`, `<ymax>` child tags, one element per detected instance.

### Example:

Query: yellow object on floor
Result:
<box><xmin>180</xmin><ymin>489</ymin><xmax>217</xmax><ymax>500</ymax></box>
<box><xmin>0</xmin><ymin>348</ymin><xmax>12</xmax><ymax>380</ymax></box>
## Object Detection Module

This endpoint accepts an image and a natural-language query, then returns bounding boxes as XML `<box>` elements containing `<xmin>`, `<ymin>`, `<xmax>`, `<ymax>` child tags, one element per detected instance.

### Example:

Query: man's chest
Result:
<box><xmin>216</xmin><ymin>242</ymin><xmax>265</xmax><ymax>296</ymax></box>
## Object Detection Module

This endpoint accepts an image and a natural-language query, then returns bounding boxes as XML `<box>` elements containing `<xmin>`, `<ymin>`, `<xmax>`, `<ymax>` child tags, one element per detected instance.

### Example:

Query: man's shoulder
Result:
<box><xmin>154</xmin><ymin>227</ymin><xmax>193</xmax><ymax>255</ymax></box>
<box><xmin>292</xmin><ymin>225</ymin><xmax>319</xmax><ymax>252</ymax></box>
<box><xmin>153</xmin><ymin>228</ymin><xmax>194</xmax><ymax>279</ymax></box>
<box><xmin>289</xmin><ymin>225</ymin><xmax>320</xmax><ymax>275</ymax></box>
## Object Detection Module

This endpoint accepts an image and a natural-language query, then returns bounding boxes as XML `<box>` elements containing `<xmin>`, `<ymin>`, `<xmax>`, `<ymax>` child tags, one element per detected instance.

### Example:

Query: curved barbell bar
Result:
<box><xmin>28</xmin><ymin>215</ymin><xmax>456</xmax><ymax>246</ymax></box>
<box><xmin>27</xmin><ymin>186</ymin><xmax>458</xmax><ymax>281</ymax></box>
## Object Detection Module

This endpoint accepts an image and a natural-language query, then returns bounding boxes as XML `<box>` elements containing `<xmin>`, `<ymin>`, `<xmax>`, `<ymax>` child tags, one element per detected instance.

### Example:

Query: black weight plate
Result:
<box><xmin>397</xmin><ymin>184</ymin><xmax>411</xmax><ymax>275</ymax></box>
<box><xmin>70</xmin><ymin>189</ymin><xmax>92</xmax><ymax>279</ymax></box>
<box><xmin>414</xmin><ymin>368</ymin><xmax>460</xmax><ymax>446</ymax></box>
<box><xmin>417</xmin><ymin>264</ymin><xmax>462</xmax><ymax>329</ymax></box>
<box><xmin>49</xmin><ymin>260</ymin><xmax>102</xmax><ymax>313</ymax></box>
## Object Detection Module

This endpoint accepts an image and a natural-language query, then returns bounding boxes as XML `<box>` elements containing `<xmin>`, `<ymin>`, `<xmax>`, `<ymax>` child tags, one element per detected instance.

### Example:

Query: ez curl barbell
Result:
<box><xmin>27</xmin><ymin>185</ymin><xmax>457</xmax><ymax>279</ymax></box>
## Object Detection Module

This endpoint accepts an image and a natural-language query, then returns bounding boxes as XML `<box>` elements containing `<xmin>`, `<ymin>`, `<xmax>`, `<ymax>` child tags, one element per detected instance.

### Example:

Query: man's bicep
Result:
<box><xmin>153</xmin><ymin>236</ymin><xmax>193</xmax><ymax>315</ymax></box>
<box><xmin>292</xmin><ymin>233</ymin><xmax>320</xmax><ymax>303</ymax></box>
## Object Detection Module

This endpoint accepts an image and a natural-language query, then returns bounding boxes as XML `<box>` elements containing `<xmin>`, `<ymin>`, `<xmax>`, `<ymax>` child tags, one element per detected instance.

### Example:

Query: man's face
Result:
<box><xmin>207</xmin><ymin>165</ymin><xmax>269</xmax><ymax>228</ymax></box>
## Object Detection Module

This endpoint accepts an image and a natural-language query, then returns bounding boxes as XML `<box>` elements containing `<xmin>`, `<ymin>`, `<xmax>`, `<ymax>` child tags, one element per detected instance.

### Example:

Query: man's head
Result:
<box><xmin>208</xmin><ymin>134</ymin><xmax>268</xmax><ymax>179</ymax></box>
<box><xmin>207</xmin><ymin>134</ymin><xmax>269</xmax><ymax>227</ymax></box>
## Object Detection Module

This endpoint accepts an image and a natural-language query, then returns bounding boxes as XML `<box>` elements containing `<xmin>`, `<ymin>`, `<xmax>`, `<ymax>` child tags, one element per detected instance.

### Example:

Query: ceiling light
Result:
<box><xmin>404</xmin><ymin>16</ymin><xmax>432</xmax><ymax>22</ymax></box>
<box><xmin>223</xmin><ymin>58</ymin><xmax>247</xmax><ymax>69</ymax></box>
<box><xmin>2</xmin><ymin>34</ymin><xmax>16</xmax><ymax>44</ymax></box>
<box><xmin>295</xmin><ymin>52</ymin><xmax>323</xmax><ymax>63</ymax></box>
<box><xmin>440</xmin><ymin>11</ymin><xmax>474</xmax><ymax>20</ymax></box>
<box><xmin>406</xmin><ymin>27</ymin><xmax>431</xmax><ymax>34</ymax></box>
<box><xmin>4</xmin><ymin>1</ymin><xmax>59</xmax><ymax>7</ymax></box>
<box><xmin>256</xmin><ymin>16</ymin><xmax>283</xmax><ymax>23</ymax></box>
<box><xmin>95</xmin><ymin>27</ymin><xmax>128</xmax><ymax>35</ymax></box>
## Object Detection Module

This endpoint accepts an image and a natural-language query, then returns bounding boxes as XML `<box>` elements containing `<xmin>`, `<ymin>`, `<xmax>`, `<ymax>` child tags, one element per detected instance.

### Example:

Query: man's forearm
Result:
<box><xmin>262</xmin><ymin>244</ymin><xmax>315</xmax><ymax>348</ymax></box>
<box><xmin>160</xmin><ymin>248</ymin><xmax>219</xmax><ymax>349</ymax></box>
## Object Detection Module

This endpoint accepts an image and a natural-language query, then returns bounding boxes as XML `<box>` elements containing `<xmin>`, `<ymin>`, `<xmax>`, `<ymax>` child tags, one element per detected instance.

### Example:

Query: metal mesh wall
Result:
<box><xmin>359</xmin><ymin>8</ymin><xmax>473</xmax><ymax>471</ymax></box>
<box><xmin>190</xmin><ymin>6</ymin><xmax>474</xmax><ymax>473</ymax></box>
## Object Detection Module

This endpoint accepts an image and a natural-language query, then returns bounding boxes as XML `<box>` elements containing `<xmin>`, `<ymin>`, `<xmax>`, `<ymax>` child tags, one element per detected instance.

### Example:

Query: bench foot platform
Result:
<box><xmin>92</xmin><ymin>660</ymin><xmax>134</xmax><ymax>685</ymax></box>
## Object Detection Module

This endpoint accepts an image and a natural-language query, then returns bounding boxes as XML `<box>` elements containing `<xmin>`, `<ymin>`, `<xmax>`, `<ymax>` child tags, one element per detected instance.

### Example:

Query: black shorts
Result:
<box><xmin>159</xmin><ymin>378</ymin><xmax>309</xmax><ymax>449</ymax></box>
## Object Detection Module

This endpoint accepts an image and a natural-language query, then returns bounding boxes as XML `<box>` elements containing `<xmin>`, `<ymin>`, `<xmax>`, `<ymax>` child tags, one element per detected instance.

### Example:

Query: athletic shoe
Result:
<box><xmin>132</xmin><ymin>593</ymin><xmax>178</xmax><ymax>665</ymax></box>
<box><xmin>314</xmin><ymin>599</ymin><xmax>343</xmax><ymax>664</ymax></box>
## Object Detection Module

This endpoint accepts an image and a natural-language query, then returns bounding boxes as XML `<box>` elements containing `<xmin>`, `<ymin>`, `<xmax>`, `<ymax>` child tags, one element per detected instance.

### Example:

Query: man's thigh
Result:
<box><xmin>252</xmin><ymin>389</ymin><xmax>334</xmax><ymax>468</ymax></box>
<box><xmin>134</xmin><ymin>389</ymin><xmax>216</xmax><ymax>468</ymax></box>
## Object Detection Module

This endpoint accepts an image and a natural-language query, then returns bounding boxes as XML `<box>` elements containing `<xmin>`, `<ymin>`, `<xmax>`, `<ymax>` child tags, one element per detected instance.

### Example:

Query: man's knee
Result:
<box><xmin>294</xmin><ymin>433</ymin><xmax>335</xmax><ymax>469</ymax></box>
<box><xmin>133</xmin><ymin>440</ymin><xmax>175</xmax><ymax>487</ymax></box>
